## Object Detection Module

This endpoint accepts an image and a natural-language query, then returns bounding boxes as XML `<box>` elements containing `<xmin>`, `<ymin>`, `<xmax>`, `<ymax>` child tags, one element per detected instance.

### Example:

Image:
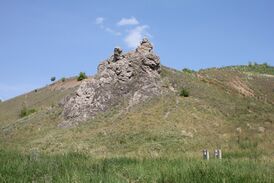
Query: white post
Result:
<box><xmin>218</xmin><ymin>149</ymin><xmax>222</xmax><ymax>159</ymax></box>
<box><xmin>203</xmin><ymin>149</ymin><xmax>209</xmax><ymax>160</ymax></box>
<box><xmin>214</xmin><ymin>149</ymin><xmax>218</xmax><ymax>158</ymax></box>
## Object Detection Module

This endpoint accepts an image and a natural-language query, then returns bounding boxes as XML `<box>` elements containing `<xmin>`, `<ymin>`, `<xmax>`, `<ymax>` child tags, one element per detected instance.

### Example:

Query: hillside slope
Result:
<box><xmin>0</xmin><ymin>64</ymin><xmax>273</xmax><ymax>159</ymax></box>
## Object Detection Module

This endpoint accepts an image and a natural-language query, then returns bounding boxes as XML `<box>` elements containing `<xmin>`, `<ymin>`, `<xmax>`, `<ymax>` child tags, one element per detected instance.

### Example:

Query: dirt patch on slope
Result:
<box><xmin>229</xmin><ymin>77</ymin><xmax>255</xmax><ymax>97</ymax></box>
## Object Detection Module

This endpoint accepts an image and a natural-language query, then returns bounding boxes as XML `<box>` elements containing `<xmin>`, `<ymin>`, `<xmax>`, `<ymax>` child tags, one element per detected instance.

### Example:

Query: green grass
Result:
<box><xmin>0</xmin><ymin>149</ymin><xmax>273</xmax><ymax>183</ymax></box>
<box><xmin>224</xmin><ymin>63</ymin><xmax>274</xmax><ymax>75</ymax></box>
<box><xmin>0</xmin><ymin>66</ymin><xmax>273</xmax><ymax>157</ymax></box>
<box><xmin>0</xmin><ymin>66</ymin><xmax>273</xmax><ymax>182</ymax></box>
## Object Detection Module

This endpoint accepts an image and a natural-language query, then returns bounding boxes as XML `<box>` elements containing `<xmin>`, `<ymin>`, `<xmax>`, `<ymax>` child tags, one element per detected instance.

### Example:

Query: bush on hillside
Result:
<box><xmin>182</xmin><ymin>68</ymin><xmax>195</xmax><ymax>73</ymax></box>
<box><xmin>61</xmin><ymin>77</ymin><xmax>66</xmax><ymax>82</ymax></box>
<box><xmin>245</xmin><ymin>62</ymin><xmax>274</xmax><ymax>75</ymax></box>
<box><xmin>20</xmin><ymin>106</ymin><xmax>36</xmax><ymax>118</ymax></box>
<box><xmin>77</xmin><ymin>72</ymin><xmax>87</xmax><ymax>81</ymax></box>
<box><xmin>51</xmin><ymin>77</ymin><xmax>56</xmax><ymax>82</ymax></box>
<box><xmin>262</xmin><ymin>62</ymin><xmax>269</xmax><ymax>67</ymax></box>
<box><xmin>179</xmin><ymin>88</ymin><xmax>189</xmax><ymax>97</ymax></box>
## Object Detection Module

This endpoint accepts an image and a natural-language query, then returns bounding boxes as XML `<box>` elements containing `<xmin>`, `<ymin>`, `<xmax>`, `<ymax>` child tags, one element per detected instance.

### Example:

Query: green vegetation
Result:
<box><xmin>50</xmin><ymin>76</ymin><xmax>56</xmax><ymax>82</ymax></box>
<box><xmin>19</xmin><ymin>106</ymin><xmax>36</xmax><ymax>118</ymax></box>
<box><xmin>0</xmin><ymin>66</ymin><xmax>273</xmax><ymax>182</ymax></box>
<box><xmin>0</xmin><ymin>149</ymin><xmax>273</xmax><ymax>183</ymax></box>
<box><xmin>226</xmin><ymin>63</ymin><xmax>274</xmax><ymax>75</ymax></box>
<box><xmin>61</xmin><ymin>77</ymin><xmax>66</xmax><ymax>82</ymax></box>
<box><xmin>77</xmin><ymin>72</ymin><xmax>87</xmax><ymax>81</ymax></box>
<box><xmin>179</xmin><ymin>88</ymin><xmax>189</xmax><ymax>97</ymax></box>
<box><xmin>0</xmin><ymin>66</ymin><xmax>273</xmax><ymax>156</ymax></box>
<box><xmin>182</xmin><ymin>68</ymin><xmax>195</xmax><ymax>74</ymax></box>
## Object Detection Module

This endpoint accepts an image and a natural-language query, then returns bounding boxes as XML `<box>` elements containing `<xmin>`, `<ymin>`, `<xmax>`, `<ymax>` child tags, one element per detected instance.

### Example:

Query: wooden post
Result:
<box><xmin>203</xmin><ymin>149</ymin><xmax>209</xmax><ymax>160</ymax></box>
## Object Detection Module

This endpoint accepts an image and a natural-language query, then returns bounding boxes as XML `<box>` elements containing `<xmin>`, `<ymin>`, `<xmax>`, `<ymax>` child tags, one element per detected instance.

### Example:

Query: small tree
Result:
<box><xmin>180</xmin><ymin>88</ymin><xmax>189</xmax><ymax>97</ymax></box>
<box><xmin>51</xmin><ymin>76</ymin><xmax>56</xmax><ymax>82</ymax></box>
<box><xmin>61</xmin><ymin>77</ymin><xmax>66</xmax><ymax>82</ymax></box>
<box><xmin>77</xmin><ymin>72</ymin><xmax>87</xmax><ymax>81</ymax></box>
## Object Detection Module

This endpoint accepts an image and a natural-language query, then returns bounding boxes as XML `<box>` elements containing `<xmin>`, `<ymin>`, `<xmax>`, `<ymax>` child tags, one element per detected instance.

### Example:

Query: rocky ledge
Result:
<box><xmin>60</xmin><ymin>38</ymin><xmax>162</xmax><ymax>127</ymax></box>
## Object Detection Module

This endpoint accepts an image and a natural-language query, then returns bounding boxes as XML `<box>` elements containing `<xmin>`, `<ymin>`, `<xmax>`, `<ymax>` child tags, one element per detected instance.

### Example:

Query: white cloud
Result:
<box><xmin>95</xmin><ymin>17</ymin><xmax>121</xmax><ymax>36</ymax></box>
<box><xmin>95</xmin><ymin>17</ymin><xmax>152</xmax><ymax>46</ymax></box>
<box><xmin>117</xmin><ymin>17</ymin><xmax>139</xmax><ymax>26</ymax></box>
<box><xmin>124</xmin><ymin>25</ymin><xmax>149</xmax><ymax>48</ymax></box>
<box><xmin>95</xmin><ymin>17</ymin><xmax>105</xmax><ymax>25</ymax></box>
<box><xmin>105</xmin><ymin>28</ymin><xmax>121</xmax><ymax>36</ymax></box>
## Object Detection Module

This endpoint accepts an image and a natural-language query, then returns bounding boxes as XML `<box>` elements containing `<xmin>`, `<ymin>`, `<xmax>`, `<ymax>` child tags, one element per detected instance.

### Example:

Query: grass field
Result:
<box><xmin>1</xmin><ymin>149</ymin><xmax>273</xmax><ymax>183</ymax></box>
<box><xmin>0</xmin><ymin>65</ymin><xmax>273</xmax><ymax>182</ymax></box>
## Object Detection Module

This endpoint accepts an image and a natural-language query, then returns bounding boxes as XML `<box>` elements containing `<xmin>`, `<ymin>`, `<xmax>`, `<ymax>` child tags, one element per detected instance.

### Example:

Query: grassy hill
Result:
<box><xmin>0</xmin><ymin>64</ymin><xmax>273</xmax><ymax>182</ymax></box>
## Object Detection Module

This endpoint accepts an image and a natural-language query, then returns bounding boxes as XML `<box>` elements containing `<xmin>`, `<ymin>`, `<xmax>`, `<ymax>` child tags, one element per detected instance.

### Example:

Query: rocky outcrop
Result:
<box><xmin>113</xmin><ymin>47</ymin><xmax>124</xmax><ymax>62</ymax></box>
<box><xmin>60</xmin><ymin>39</ymin><xmax>162</xmax><ymax>127</ymax></box>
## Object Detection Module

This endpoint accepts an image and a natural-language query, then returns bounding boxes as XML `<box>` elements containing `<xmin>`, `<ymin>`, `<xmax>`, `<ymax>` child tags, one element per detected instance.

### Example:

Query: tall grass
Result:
<box><xmin>0</xmin><ymin>149</ymin><xmax>273</xmax><ymax>182</ymax></box>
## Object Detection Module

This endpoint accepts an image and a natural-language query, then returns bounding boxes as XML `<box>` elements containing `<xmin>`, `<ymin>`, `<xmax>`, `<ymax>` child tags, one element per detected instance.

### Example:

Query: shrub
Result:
<box><xmin>77</xmin><ymin>72</ymin><xmax>87</xmax><ymax>81</ymax></box>
<box><xmin>20</xmin><ymin>106</ymin><xmax>36</xmax><ymax>118</ymax></box>
<box><xmin>61</xmin><ymin>77</ymin><xmax>66</xmax><ymax>82</ymax></box>
<box><xmin>182</xmin><ymin>68</ymin><xmax>195</xmax><ymax>73</ymax></box>
<box><xmin>262</xmin><ymin>62</ymin><xmax>269</xmax><ymax>67</ymax></box>
<box><xmin>248</xmin><ymin>61</ymin><xmax>253</xmax><ymax>67</ymax></box>
<box><xmin>50</xmin><ymin>77</ymin><xmax>56</xmax><ymax>82</ymax></box>
<box><xmin>179</xmin><ymin>88</ymin><xmax>189</xmax><ymax>97</ymax></box>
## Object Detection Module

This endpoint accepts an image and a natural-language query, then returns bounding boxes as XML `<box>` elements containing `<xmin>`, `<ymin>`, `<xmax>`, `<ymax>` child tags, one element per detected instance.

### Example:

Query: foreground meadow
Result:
<box><xmin>0</xmin><ymin>149</ymin><xmax>273</xmax><ymax>183</ymax></box>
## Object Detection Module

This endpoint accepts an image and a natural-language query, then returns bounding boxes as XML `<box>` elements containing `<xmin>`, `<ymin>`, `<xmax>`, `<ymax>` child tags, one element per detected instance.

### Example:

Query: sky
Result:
<box><xmin>0</xmin><ymin>0</ymin><xmax>274</xmax><ymax>101</ymax></box>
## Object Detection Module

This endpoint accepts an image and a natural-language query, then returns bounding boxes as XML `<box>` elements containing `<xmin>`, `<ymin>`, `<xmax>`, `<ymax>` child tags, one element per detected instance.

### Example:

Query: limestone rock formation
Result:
<box><xmin>60</xmin><ymin>38</ymin><xmax>162</xmax><ymax>127</ymax></box>
<box><xmin>113</xmin><ymin>47</ymin><xmax>124</xmax><ymax>62</ymax></box>
<box><xmin>136</xmin><ymin>38</ymin><xmax>153</xmax><ymax>53</ymax></box>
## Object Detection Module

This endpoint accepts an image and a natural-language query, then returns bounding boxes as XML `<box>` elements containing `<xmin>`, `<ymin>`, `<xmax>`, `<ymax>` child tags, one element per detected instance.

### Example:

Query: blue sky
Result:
<box><xmin>1</xmin><ymin>0</ymin><xmax>274</xmax><ymax>100</ymax></box>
